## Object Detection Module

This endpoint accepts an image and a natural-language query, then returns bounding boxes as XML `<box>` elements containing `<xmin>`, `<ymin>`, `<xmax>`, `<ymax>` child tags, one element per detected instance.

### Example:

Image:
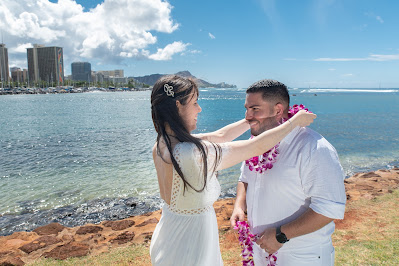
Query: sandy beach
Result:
<box><xmin>1</xmin><ymin>168</ymin><xmax>398</xmax><ymax>265</ymax></box>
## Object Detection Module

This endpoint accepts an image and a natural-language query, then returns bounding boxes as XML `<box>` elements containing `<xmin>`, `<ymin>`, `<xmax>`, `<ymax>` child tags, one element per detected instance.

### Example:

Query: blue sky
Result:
<box><xmin>1</xmin><ymin>0</ymin><xmax>398</xmax><ymax>88</ymax></box>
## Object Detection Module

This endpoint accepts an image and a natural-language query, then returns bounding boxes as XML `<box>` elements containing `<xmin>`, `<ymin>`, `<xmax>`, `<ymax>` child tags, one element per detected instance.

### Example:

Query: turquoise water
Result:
<box><xmin>1</xmin><ymin>88</ymin><xmax>398</xmax><ymax>235</ymax></box>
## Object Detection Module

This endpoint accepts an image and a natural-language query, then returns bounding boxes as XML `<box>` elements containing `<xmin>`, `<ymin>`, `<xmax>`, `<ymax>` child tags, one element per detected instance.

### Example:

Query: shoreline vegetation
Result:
<box><xmin>0</xmin><ymin>168</ymin><xmax>398</xmax><ymax>265</ymax></box>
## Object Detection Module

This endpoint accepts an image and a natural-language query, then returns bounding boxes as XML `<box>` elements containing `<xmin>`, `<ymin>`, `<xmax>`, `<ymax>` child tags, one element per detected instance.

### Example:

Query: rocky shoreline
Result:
<box><xmin>1</xmin><ymin>168</ymin><xmax>398</xmax><ymax>265</ymax></box>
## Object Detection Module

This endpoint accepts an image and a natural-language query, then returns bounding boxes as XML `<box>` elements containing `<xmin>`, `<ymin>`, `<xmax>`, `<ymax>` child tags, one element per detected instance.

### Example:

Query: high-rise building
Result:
<box><xmin>71</xmin><ymin>62</ymin><xmax>91</xmax><ymax>82</ymax></box>
<box><xmin>96</xmin><ymin>69</ymin><xmax>124</xmax><ymax>78</ymax></box>
<box><xmin>113</xmin><ymin>69</ymin><xmax>124</xmax><ymax>77</ymax></box>
<box><xmin>11</xmin><ymin>67</ymin><xmax>27</xmax><ymax>83</ymax></box>
<box><xmin>0</xmin><ymin>43</ymin><xmax>9</xmax><ymax>84</ymax></box>
<box><xmin>27</xmin><ymin>44</ymin><xmax>64</xmax><ymax>86</ymax></box>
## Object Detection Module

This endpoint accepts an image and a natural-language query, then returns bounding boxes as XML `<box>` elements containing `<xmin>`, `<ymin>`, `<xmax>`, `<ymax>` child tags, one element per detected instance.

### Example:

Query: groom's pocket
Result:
<box><xmin>282</xmin><ymin>250</ymin><xmax>322</xmax><ymax>266</ymax></box>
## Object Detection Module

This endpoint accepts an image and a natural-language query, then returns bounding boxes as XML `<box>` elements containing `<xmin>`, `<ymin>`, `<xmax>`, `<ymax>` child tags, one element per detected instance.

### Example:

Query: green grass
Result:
<box><xmin>333</xmin><ymin>189</ymin><xmax>399</xmax><ymax>265</ymax></box>
<box><xmin>28</xmin><ymin>190</ymin><xmax>399</xmax><ymax>265</ymax></box>
<box><xmin>335</xmin><ymin>239</ymin><xmax>399</xmax><ymax>265</ymax></box>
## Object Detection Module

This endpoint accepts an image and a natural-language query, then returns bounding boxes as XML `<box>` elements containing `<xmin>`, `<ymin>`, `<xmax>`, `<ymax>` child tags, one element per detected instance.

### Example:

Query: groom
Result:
<box><xmin>230</xmin><ymin>79</ymin><xmax>346</xmax><ymax>265</ymax></box>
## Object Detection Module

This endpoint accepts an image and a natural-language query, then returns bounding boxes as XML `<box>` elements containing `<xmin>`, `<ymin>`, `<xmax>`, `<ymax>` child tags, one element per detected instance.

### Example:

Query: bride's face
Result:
<box><xmin>177</xmin><ymin>92</ymin><xmax>202</xmax><ymax>133</ymax></box>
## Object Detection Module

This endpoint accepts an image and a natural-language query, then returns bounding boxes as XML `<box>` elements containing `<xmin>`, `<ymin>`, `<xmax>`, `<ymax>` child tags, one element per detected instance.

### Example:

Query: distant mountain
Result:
<box><xmin>133</xmin><ymin>71</ymin><xmax>236</xmax><ymax>88</ymax></box>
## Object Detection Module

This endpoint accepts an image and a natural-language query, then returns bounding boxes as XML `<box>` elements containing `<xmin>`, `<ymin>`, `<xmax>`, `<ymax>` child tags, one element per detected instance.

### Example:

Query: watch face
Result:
<box><xmin>276</xmin><ymin>233</ymin><xmax>288</xmax><ymax>243</ymax></box>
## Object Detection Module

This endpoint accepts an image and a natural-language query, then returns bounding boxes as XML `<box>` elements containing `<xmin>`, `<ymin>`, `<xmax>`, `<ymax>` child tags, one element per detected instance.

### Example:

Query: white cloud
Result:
<box><xmin>9</xmin><ymin>43</ymin><xmax>33</xmax><ymax>53</ymax></box>
<box><xmin>376</xmin><ymin>16</ymin><xmax>384</xmax><ymax>23</ymax></box>
<box><xmin>328</xmin><ymin>68</ymin><xmax>336</xmax><ymax>71</ymax></box>
<box><xmin>8</xmin><ymin>58</ymin><xmax>28</xmax><ymax>68</ymax></box>
<box><xmin>365</xmin><ymin>12</ymin><xmax>384</xmax><ymax>24</ymax></box>
<box><xmin>209</xmin><ymin>33</ymin><xmax>215</xmax><ymax>39</ymax></box>
<box><xmin>0</xmin><ymin>0</ymin><xmax>188</xmax><ymax>66</ymax></box>
<box><xmin>283</xmin><ymin>58</ymin><xmax>297</xmax><ymax>61</ymax></box>
<box><xmin>148</xmin><ymin>41</ymin><xmax>189</xmax><ymax>61</ymax></box>
<box><xmin>342</xmin><ymin>74</ymin><xmax>353</xmax><ymax>77</ymax></box>
<box><xmin>314</xmin><ymin>54</ymin><xmax>399</xmax><ymax>62</ymax></box>
<box><xmin>369</xmin><ymin>54</ymin><xmax>399</xmax><ymax>61</ymax></box>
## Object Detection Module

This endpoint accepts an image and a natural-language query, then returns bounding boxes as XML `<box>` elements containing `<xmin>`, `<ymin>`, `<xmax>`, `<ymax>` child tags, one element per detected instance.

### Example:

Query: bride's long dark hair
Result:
<box><xmin>151</xmin><ymin>75</ymin><xmax>220</xmax><ymax>192</ymax></box>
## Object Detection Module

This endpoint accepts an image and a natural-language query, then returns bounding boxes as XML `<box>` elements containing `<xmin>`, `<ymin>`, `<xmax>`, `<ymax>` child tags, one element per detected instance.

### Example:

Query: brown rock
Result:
<box><xmin>76</xmin><ymin>225</ymin><xmax>103</xmax><ymax>235</ymax></box>
<box><xmin>103</xmin><ymin>220</ymin><xmax>135</xmax><ymax>230</ymax></box>
<box><xmin>136</xmin><ymin>218</ymin><xmax>158</xmax><ymax>227</ymax></box>
<box><xmin>3</xmin><ymin>239</ymin><xmax>26</xmax><ymax>250</ymax></box>
<box><xmin>0</xmin><ymin>256</ymin><xmax>25</xmax><ymax>266</ymax></box>
<box><xmin>354</xmin><ymin>184</ymin><xmax>374</xmax><ymax>190</ymax></box>
<box><xmin>343</xmin><ymin>169</ymin><xmax>399</xmax><ymax>201</ymax></box>
<box><xmin>61</xmin><ymin>234</ymin><xmax>74</xmax><ymax>242</ymax></box>
<box><xmin>43</xmin><ymin>242</ymin><xmax>89</xmax><ymax>260</ymax></box>
<box><xmin>19</xmin><ymin>236</ymin><xmax>61</xmax><ymax>254</ymax></box>
<box><xmin>361</xmin><ymin>172</ymin><xmax>381</xmax><ymax>178</ymax></box>
<box><xmin>214</xmin><ymin>206</ymin><xmax>225</xmax><ymax>213</ymax></box>
<box><xmin>111</xmin><ymin>231</ymin><xmax>135</xmax><ymax>245</ymax></box>
<box><xmin>33</xmin><ymin>223</ymin><xmax>65</xmax><ymax>236</ymax></box>
<box><xmin>140</xmin><ymin>232</ymin><xmax>153</xmax><ymax>243</ymax></box>
<box><xmin>0</xmin><ymin>252</ymin><xmax>12</xmax><ymax>259</ymax></box>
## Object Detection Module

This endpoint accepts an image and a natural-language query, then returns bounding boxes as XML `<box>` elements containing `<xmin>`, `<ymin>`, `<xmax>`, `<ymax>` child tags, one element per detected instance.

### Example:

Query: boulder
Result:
<box><xmin>103</xmin><ymin>220</ymin><xmax>135</xmax><ymax>230</ymax></box>
<box><xmin>135</xmin><ymin>218</ymin><xmax>158</xmax><ymax>227</ymax></box>
<box><xmin>33</xmin><ymin>223</ymin><xmax>65</xmax><ymax>236</ymax></box>
<box><xmin>19</xmin><ymin>236</ymin><xmax>61</xmax><ymax>254</ymax></box>
<box><xmin>111</xmin><ymin>231</ymin><xmax>135</xmax><ymax>245</ymax></box>
<box><xmin>43</xmin><ymin>242</ymin><xmax>89</xmax><ymax>260</ymax></box>
<box><xmin>76</xmin><ymin>226</ymin><xmax>103</xmax><ymax>235</ymax></box>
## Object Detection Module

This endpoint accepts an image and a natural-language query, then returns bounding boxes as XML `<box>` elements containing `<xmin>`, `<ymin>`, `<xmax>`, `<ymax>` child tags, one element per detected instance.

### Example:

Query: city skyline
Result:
<box><xmin>1</xmin><ymin>0</ymin><xmax>399</xmax><ymax>88</ymax></box>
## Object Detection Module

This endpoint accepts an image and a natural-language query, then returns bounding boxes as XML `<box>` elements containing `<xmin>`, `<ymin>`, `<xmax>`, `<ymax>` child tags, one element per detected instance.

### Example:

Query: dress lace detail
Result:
<box><xmin>168</xmin><ymin>141</ymin><xmax>221</xmax><ymax>215</ymax></box>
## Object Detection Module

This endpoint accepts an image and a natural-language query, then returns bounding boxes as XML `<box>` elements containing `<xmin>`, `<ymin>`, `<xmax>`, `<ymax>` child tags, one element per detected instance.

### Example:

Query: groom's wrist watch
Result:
<box><xmin>276</xmin><ymin>226</ymin><xmax>289</xmax><ymax>244</ymax></box>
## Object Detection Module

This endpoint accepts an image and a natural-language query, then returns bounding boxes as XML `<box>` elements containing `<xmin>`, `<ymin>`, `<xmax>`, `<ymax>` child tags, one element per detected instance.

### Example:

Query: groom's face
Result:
<box><xmin>245</xmin><ymin>92</ymin><xmax>280</xmax><ymax>136</ymax></box>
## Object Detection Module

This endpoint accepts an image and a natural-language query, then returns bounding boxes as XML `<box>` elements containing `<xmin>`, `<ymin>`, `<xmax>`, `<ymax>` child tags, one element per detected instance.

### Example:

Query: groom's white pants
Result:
<box><xmin>253</xmin><ymin>239</ymin><xmax>335</xmax><ymax>266</ymax></box>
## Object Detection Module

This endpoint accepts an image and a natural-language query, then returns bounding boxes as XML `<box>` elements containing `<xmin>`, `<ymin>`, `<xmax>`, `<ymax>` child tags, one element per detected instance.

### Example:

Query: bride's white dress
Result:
<box><xmin>150</xmin><ymin>141</ymin><xmax>225</xmax><ymax>265</ymax></box>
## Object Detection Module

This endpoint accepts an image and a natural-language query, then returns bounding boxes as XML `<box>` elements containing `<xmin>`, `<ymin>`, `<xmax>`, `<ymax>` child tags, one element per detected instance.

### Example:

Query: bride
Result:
<box><xmin>149</xmin><ymin>75</ymin><xmax>316</xmax><ymax>265</ymax></box>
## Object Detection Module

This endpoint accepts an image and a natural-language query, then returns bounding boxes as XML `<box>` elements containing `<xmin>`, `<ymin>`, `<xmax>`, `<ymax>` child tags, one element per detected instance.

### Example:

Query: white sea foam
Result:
<box><xmin>301</xmin><ymin>88</ymin><xmax>399</xmax><ymax>93</ymax></box>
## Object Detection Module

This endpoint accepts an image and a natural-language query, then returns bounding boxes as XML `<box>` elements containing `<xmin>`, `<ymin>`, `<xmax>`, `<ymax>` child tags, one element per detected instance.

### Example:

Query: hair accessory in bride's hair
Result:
<box><xmin>164</xmin><ymin>84</ymin><xmax>174</xmax><ymax>97</ymax></box>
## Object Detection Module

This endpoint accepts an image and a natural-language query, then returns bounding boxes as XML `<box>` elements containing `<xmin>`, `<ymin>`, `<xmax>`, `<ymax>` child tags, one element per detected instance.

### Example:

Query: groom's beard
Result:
<box><xmin>248</xmin><ymin>115</ymin><xmax>280</xmax><ymax>136</ymax></box>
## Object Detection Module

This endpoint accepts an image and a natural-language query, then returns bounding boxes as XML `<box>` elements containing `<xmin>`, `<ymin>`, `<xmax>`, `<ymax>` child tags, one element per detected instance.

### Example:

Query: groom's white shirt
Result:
<box><xmin>239</xmin><ymin>126</ymin><xmax>346</xmax><ymax>252</ymax></box>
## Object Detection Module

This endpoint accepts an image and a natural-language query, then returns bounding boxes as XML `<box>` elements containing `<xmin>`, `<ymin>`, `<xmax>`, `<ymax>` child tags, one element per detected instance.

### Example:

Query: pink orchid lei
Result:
<box><xmin>235</xmin><ymin>221</ymin><xmax>278</xmax><ymax>266</ymax></box>
<box><xmin>245</xmin><ymin>104</ymin><xmax>311</xmax><ymax>173</ymax></box>
<box><xmin>235</xmin><ymin>221</ymin><xmax>256</xmax><ymax>266</ymax></box>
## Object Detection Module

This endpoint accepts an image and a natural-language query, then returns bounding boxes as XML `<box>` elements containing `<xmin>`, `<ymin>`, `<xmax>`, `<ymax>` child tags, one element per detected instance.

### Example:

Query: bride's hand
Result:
<box><xmin>290</xmin><ymin>110</ymin><xmax>317</xmax><ymax>127</ymax></box>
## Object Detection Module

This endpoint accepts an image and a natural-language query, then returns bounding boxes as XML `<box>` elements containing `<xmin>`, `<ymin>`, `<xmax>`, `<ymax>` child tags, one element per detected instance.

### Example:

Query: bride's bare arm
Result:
<box><xmin>197</xmin><ymin>119</ymin><xmax>250</xmax><ymax>143</ymax></box>
<box><xmin>217</xmin><ymin>110</ymin><xmax>316</xmax><ymax>170</ymax></box>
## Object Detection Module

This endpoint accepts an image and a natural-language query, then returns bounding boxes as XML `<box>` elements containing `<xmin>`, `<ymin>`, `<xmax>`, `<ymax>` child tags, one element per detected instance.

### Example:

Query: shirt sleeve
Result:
<box><xmin>238</xmin><ymin>161</ymin><xmax>249</xmax><ymax>183</ymax></box>
<box><xmin>300</xmin><ymin>139</ymin><xmax>346</xmax><ymax>219</ymax></box>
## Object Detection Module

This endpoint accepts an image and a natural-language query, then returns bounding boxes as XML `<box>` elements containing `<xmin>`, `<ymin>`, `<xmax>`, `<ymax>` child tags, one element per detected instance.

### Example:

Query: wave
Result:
<box><xmin>300</xmin><ymin>89</ymin><xmax>399</xmax><ymax>93</ymax></box>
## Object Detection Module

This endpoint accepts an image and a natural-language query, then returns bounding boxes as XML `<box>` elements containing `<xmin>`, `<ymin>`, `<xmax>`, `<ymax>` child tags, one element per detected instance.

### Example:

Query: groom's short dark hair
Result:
<box><xmin>246</xmin><ymin>79</ymin><xmax>290</xmax><ymax>107</ymax></box>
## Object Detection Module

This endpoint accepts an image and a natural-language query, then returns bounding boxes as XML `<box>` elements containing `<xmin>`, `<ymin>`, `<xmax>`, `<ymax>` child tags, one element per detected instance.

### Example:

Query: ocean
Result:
<box><xmin>1</xmin><ymin>88</ymin><xmax>398</xmax><ymax>235</ymax></box>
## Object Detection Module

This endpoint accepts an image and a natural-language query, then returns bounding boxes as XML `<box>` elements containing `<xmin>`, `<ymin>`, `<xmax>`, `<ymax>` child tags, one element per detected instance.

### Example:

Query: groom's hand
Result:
<box><xmin>230</xmin><ymin>207</ymin><xmax>245</xmax><ymax>230</ymax></box>
<box><xmin>256</xmin><ymin>228</ymin><xmax>283</xmax><ymax>254</ymax></box>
